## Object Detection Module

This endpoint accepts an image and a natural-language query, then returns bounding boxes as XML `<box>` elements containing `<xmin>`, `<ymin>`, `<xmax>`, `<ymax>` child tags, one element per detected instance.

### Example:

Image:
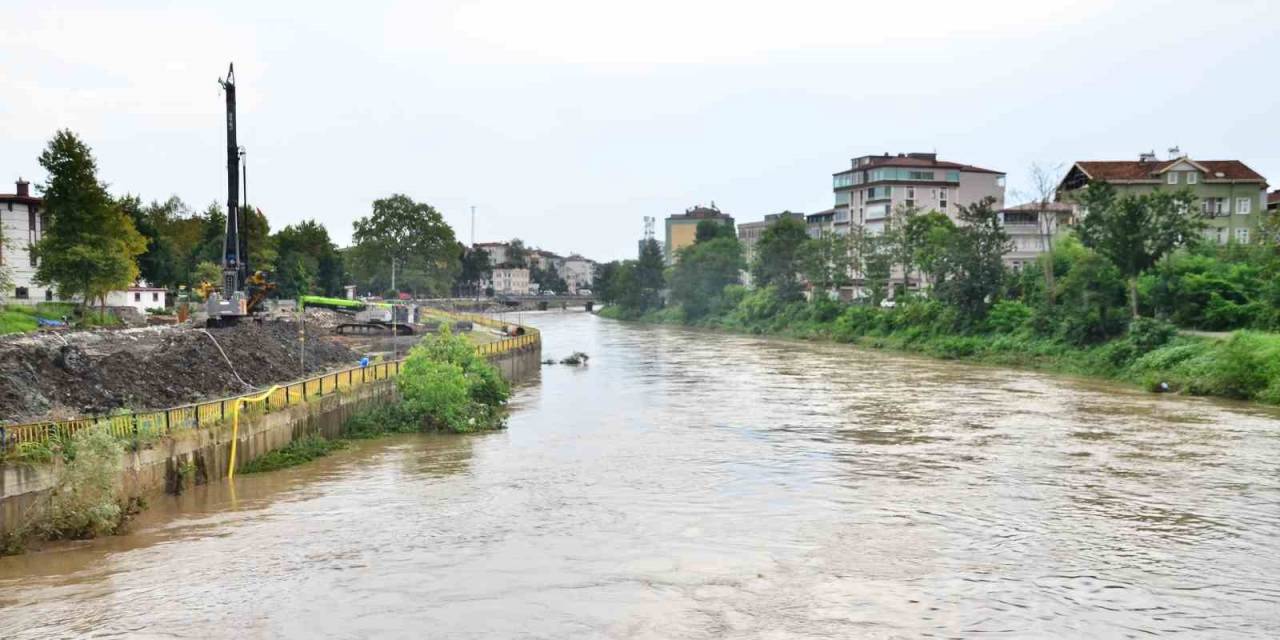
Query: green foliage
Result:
<box><xmin>398</xmin><ymin>328</ymin><xmax>510</xmax><ymax>432</ymax></box>
<box><xmin>40</xmin><ymin>427</ymin><xmax>126</xmax><ymax>540</ymax></box>
<box><xmin>456</xmin><ymin>246</ymin><xmax>492</xmax><ymax>296</ymax></box>
<box><xmin>273</xmin><ymin>220</ymin><xmax>345</xmax><ymax>298</ymax></box>
<box><xmin>350</xmin><ymin>194</ymin><xmax>460</xmax><ymax>297</ymax></box>
<box><xmin>669</xmin><ymin>236</ymin><xmax>743</xmax><ymax>319</ymax></box>
<box><xmin>930</xmin><ymin>197</ymin><xmax>1010</xmax><ymax>327</ymax></box>
<box><xmin>750</xmin><ymin>216</ymin><xmax>809</xmax><ymax>301</ymax></box>
<box><xmin>33</xmin><ymin>130</ymin><xmax>148</xmax><ymax>308</ymax></box>
<box><xmin>240</xmin><ymin>435</ymin><xmax>347</xmax><ymax>473</ymax></box>
<box><xmin>0</xmin><ymin>309</ymin><xmax>39</xmax><ymax>335</ymax></box>
<box><xmin>985</xmin><ymin>300</ymin><xmax>1032</xmax><ymax>333</ymax></box>
<box><xmin>695</xmin><ymin>219</ymin><xmax>736</xmax><ymax>243</ymax></box>
<box><xmin>1074</xmin><ymin>181</ymin><xmax>1203</xmax><ymax>316</ymax></box>
<box><xmin>801</xmin><ymin>232</ymin><xmax>854</xmax><ymax>298</ymax></box>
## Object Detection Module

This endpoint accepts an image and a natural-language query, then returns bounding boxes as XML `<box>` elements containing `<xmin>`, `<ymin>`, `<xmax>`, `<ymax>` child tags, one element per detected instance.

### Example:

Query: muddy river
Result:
<box><xmin>2</xmin><ymin>311</ymin><xmax>1279</xmax><ymax>638</ymax></box>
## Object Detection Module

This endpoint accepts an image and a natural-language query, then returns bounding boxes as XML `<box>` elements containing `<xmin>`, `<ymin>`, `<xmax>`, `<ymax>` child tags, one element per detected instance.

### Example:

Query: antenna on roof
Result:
<box><xmin>1168</xmin><ymin>145</ymin><xmax>1181</xmax><ymax>158</ymax></box>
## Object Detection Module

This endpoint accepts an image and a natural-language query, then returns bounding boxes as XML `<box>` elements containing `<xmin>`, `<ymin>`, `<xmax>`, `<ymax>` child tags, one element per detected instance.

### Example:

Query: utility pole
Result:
<box><xmin>471</xmin><ymin>205</ymin><xmax>479</xmax><ymax>302</ymax></box>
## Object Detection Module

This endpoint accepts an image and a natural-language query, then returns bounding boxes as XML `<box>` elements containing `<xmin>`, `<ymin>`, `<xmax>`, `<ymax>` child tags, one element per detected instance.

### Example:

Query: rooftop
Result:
<box><xmin>834</xmin><ymin>152</ymin><xmax>1002</xmax><ymax>176</ymax></box>
<box><xmin>668</xmin><ymin>204</ymin><xmax>732</xmax><ymax>220</ymax></box>
<box><xmin>1071</xmin><ymin>158</ymin><xmax>1266</xmax><ymax>184</ymax></box>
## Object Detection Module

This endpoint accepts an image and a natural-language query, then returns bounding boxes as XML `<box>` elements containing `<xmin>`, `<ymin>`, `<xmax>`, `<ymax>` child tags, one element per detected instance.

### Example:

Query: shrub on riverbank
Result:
<box><xmin>398</xmin><ymin>327</ymin><xmax>510</xmax><ymax>432</ymax></box>
<box><xmin>240</xmin><ymin>435</ymin><xmax>348</xmax><ymax>474</ymax></box>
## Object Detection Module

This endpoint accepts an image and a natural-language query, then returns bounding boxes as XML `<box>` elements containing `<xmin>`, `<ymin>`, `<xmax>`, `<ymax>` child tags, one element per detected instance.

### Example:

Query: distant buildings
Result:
<box><xmin>664</xmin><ymin>204</ymin><xmax>734</xmax><ymax>264</ymax></box>
<box><xmin>833</xmin><ymin>152</ymin><xmax>1005</xmax><ymax>235</ymax></box>
<box><xmin>1269</xmin><ymin>190</ymin><xmax>1280</xmax><ymax>215</ymax></box>
<box><xmin>0</xmin><ymin>179</ymin><xmax>53</xmax><ymax>304</ymax></box>
<box><xmin>473</xmin><ymin>242</ymin><xmax>511</xmax><ymax>266</ymax></box>
<box><xmin>560</xmin><ymin>255</ymin><xmax>595</xmax><ymax>294</ymax></box>
<box><xmin>1058</xmin><ymin>151</ymin><xmax>1270</xmax><ymax>245</ymax></box>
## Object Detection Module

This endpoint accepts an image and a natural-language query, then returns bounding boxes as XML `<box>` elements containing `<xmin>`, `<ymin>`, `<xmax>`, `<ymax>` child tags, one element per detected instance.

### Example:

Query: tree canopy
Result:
<box><xmin>350</xmin><ymin>194</ymin><xmax>459</xmax><ymax>297</ymax></box>
<box><xmin>750</xmin><ymin>216</ymin><xmax>809</xmax><ymax>301</ymax></box>
<box><xmin>32</xmin><ymin>130</ymin><xmax>147</xmax><ymax>307</ymax></box>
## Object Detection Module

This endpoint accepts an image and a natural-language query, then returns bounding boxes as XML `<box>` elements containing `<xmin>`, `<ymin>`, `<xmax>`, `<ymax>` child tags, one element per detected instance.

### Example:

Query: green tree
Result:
<box><xmin>801</xmin><ymin>232</ymin><xmax>854</xmax><ymax>299</ymax></box>
<box><xmin>531</xmin><ymin>262</ymin><xmax>568</xmax><ymax>294</ymax></box>
<box><xmin>32</xmin><ymin>130</ymin><xmax>147</xmax><ymax>309</ymax></box>
<box><xmin>594</xmin><ymin>261</ymin><xmax>621</xmax><ymax>304</ymax></box>
<box><xmin>750</xmin><ymin>216</ymin><xmax>808</xmax><ymax>301</ymax></box>
<box><xmin>1075</xmin><ymin>181</ymin><xmax>1202</xmax><ymax>317</ymax></box>
<box><xmin>350</xmin><ymin>194</ymin><xmax>459</xmax><ymax>297</ymax></box>
<box><xmin>456</xmin><ymin>245</ymin><xmax>492</xmax><ymax>296</ymax></box>
<box><xmin>634</xmin><ymin>237</ymin><xmax>665</xmax><ymax>310</ymax></box>
<box><xmin>904</xmin><ymin>211</ymin><xmax>957</xmax><ymax>288</ymax></box>
<box><xmin>930</xmin><ymin>197</ymin><xmax>1010</xmax><ymax>326</ymax></box>
<box><xmin>670</xmin><ymin>235</ymin><xmax>744</xmax><ymax>318</ymax></box>
<box><xmin>272</xmin><ymin>219</ymin><xmax>343</xmax><ymax>297</ymax></box>
<box><xmin>858</xmin><ymin>232</ymin><xmax>893</xmax><ymax>305</ymax></box>
<box><xmin>695</xmin><ymin>219</ymin><xmax>735</xmax><ymax>243</ymax></box>
<box><xmin>505</xmin><ymin>238</ymin><xmax>529</xmax><ymax>268</ymax></box>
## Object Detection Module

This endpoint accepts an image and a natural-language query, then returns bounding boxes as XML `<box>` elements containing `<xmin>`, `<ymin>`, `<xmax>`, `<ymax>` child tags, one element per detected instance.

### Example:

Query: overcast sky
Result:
<box><xmin>3</xmin><ymin>0</ymin><xmax>1277</xmax><ymax>261</ymax></box>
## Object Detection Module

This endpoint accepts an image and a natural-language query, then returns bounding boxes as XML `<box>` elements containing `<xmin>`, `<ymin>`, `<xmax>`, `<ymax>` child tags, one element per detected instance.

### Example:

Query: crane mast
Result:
<box><xmin>219</xmin><ymin>63</ymin><xmax>243</xmax><ymax>293</ymax></box>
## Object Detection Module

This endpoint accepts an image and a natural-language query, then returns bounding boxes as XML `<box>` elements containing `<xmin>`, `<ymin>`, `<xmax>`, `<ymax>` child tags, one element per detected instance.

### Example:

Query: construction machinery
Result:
<box><xmin>205</xmin><ymin>62</ymin><xmax>274</xmax><ymax>327</ymax></box>
<box><xmin>299</xmin><ymin>296</ymin><xmax>416</xmax><ymax>335</ymax></box>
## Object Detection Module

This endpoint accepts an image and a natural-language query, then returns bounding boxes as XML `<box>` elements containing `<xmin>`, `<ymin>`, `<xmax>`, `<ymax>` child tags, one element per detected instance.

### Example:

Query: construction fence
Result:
<box><xmin>0</xmin><ymin>315</ymin><xmax>539</xmax><ymax>455</ymax></box>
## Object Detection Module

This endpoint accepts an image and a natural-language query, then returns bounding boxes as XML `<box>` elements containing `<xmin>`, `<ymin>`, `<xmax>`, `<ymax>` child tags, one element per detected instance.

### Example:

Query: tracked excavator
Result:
<box><xmin>204</xmin><ymin>63</ymin><xmax>275</xmax><ymax>327</ymax></box>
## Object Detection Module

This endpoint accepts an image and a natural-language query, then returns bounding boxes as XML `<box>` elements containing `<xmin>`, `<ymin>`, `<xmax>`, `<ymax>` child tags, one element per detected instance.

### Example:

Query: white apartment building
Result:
<box><xmin>998</xmin><ymin>201</ymin><xmax>1078</xmax><ymax>269</ymax></box>
<box><xmin>558</xmin><ymin>255</ymin><xmax>595</xmax><ymax>294</ymax></box>
<box><xmin>832</xmin><ymin>152</ymin><xmax>1006</xmax><ymax>236</ymax></box>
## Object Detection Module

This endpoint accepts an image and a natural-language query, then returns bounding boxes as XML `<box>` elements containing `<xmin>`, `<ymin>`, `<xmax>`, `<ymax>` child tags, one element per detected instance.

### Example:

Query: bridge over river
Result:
<box><xmin>2</xmin><ymin>309</ymin><xmax>1279</xmax><ymax>638</ymax></box>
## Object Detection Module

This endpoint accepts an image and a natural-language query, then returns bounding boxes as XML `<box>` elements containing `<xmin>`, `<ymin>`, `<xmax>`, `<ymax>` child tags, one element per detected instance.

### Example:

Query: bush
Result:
<box><xmin>1126</xmin><ymin>317</ymin><xmax>1177</xmax><ymax>354</ymax></box>
<box><xmin>240</xmin><ymin>435</ymin><xmax>346</xmax><ymax>473</ymax></box>
<box><xmin>985</xmin><ymin>300</ymin><xmax>1032</xmax><ymax>334</ymax></box>
<box><xmin>40</xmin><ymin>427</ymin><xmax>126</xmax><ymax>540</ymax></box>
<box><xmin>398</xmin><ymin>328</ymin><xmax>510</xmax><ymax>432</ymax></box>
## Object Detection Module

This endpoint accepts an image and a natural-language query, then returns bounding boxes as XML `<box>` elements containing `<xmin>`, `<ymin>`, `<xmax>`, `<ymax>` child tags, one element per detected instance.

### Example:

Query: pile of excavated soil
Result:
<box><xmin>0</xmin><ymin>321</ymin><xmax>359</xmax><ymax>425</ymax></box>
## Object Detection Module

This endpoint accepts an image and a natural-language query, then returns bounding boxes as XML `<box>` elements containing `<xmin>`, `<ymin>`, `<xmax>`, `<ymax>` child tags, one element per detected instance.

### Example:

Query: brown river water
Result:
<box><xmin>2</xmin><ymin>311</ymin><xmax>1279</xmax><ymax>638</ymax></box>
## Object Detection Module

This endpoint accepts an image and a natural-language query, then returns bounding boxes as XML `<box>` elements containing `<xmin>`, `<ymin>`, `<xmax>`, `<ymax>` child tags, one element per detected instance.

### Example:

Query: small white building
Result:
<box><xmin>558</xmin><ymin>255</ymin><xmax>595</xmax><ymax>294</ymax></box>
<box><xmin>0</xmin><ymin>178</ymin><xmax>56</xmax><ymax>304</ymax></box>
<box><xmin>484</xmin><ymin>267</ymin><xmax>530</xmax><ymax>296</ymax></box>
<box><xmin>104</xmin><ymin>284</ymin><xmax>169</xmax><ymax>315</ymax></box>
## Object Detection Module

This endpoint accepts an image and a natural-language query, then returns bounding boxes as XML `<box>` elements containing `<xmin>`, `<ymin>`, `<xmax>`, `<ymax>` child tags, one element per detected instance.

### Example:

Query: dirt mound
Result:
<box><xmin>0</xmin><ymin>321</ymin><xmax>359</xmax><ymax>425</ymax></box>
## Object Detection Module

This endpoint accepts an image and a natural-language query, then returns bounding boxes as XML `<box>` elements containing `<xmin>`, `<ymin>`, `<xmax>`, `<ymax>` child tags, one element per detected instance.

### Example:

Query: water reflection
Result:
<box><xmin>2</xmin><ymin>310</ymin><xmax>1280</xmax><ymax>638</ymax></box>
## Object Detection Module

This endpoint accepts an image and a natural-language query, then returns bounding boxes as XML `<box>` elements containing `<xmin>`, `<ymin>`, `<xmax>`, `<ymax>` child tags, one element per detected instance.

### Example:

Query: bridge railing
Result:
<box><xmin>0</xmin><ymin>314</ymin><xmax>538</xmax><ymax>455</ymax></box>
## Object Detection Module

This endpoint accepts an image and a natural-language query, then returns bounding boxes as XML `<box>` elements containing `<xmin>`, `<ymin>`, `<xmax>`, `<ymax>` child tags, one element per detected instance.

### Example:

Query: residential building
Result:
<box><xmin>1268</xmin><ymin>189</ymin><xmax>1279</xmax><ymax>215</ymax></box>
<box><xmin>531</xmin><ymin>249</ymin><xmax>565</xmax><ymax>274</ymax></box>
<box><xmin>0</xmin><ymin>178</ymin><xmax>54</xmax><ymax>304</ymax></box>
<box><xmin>1057</xmin><ymin>151</ymin><xmax>1270</xmax><ymax>245</ymax></box>
<box><xmin>558</xmin><ymin>255</ymin><xmax>595</xmax><ymax>294</ymax></box>
<box><xmin>104</xmin><ymin>283</ymin><xmax>168</xmax><ymax>314</ymax></box>
<box><xmin>664</xmin><ymin>204</ymin><xmax>734</xmax><ymax>264</ymax></box>
<box><xmin>806</xmin><ymin>209</ymin><xmax>835</xmax><ymax>238</ymax></box>
<box><xmin>473</xmin><ymin>242</ymin><xmax>511</xmax><ymax>266</ymax></box>
<box><xmin>998</xmin><ymin>201</ymin><xmax>1078</xmax><ymax>269</ymax></box>
<box><xmin>833</xmin><ymin>152</ymin><xmax>1005</xmax><ymax>236</ymax></box>
<box><xmin>484</xmin><ymin>267</ymin><xmax>530</xmax><ymax>296</ymax></box>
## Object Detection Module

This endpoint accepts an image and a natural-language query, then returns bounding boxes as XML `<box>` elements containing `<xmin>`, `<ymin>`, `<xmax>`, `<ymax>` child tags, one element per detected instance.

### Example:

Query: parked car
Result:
<box><xmin>577</xmin><ymin>289</ymin><xmax>592</xmax><ymax>296</ymax></box>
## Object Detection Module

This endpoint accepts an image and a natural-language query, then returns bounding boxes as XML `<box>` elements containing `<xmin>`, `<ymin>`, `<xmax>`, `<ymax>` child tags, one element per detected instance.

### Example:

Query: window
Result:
<box><xmin>1187</xmin><ymin>172</ymin><xmax>1198</xmax><ymax>185</ymax></box>
<box><xmin>1203</xmin><ymin>197</ymin><xmax>1226</xmax><ymax>217</ymax></box>
<box><xmin>996</xmin><ymin>176</ymin><xmax>1006</xmax><ymax>188</ymax></box>
<box><xmin>1236</xmin><ymin>197</ymin><xmax>1251</xmax><ymax>215</ymax></box>
<box><xmin>134</xmin><ymin>292</ymin><xmax>141</xmax><ymax>302</ymax></box>
<box><xmin>45</xmin><ymin>289</ymin><xmax>53</xmax><ymax>301</ymax></box>
<box><xmin>1236</xmin><ymin>228</ymin><xmax>1250</xmax><ymax>243</ymax></box>
<box><xmin>835</xmin><ymin>191</ymin><xmax>851</xmax><ymax>206</ymax></box>
<box><xmin>152</xmin><ymin>292</ymin><xmax>160</xmax><ymax>302</ymax></box>
<box><xmin>15</xmin><ymin>287</ymin><xmax>29</xmax><ymax>299</ymax></box>
<box><xmin>1167</xmin><ymin>172</ymin><xmax>1178</xmax><ymax>185</ymax></box>
<box><xmin>907</xmin><ymin>171</ymin><xmax>934</xmax><ymax>180</ymax></box>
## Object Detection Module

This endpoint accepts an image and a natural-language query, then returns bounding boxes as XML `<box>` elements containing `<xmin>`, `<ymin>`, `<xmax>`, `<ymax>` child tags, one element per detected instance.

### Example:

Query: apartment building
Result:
<box><xmin>738</xmin><ymin>211</ymin><xmax>805</xmax><ymax>265</ymax></box>
<box><xmin>998</xmin><ymin>201</ymin><xmax>1078</xmax><ymax>269</ymax></box>
<box><xmin>806</xmin><ymin>209</ymin><xmax>835</xmax><ymax>238</ymax></box>
<box><xmin>484</xmin><ymin>267</ymin><xmax>530</xmax><ymax>296</ymax></box>
<box><xmin>1057</xmin><ymin>151</ymin><xmax>1269</xmax><ymax>245</ymax></box>
<box><xmin>558</xmin><ymin>255</ymin><xmax>595</xmax><ymax>294</ymax></box>
<box><xmin>832</xmin><ymin>152</ymin><xmax>1006</xmax><ymax>236</ymax></box>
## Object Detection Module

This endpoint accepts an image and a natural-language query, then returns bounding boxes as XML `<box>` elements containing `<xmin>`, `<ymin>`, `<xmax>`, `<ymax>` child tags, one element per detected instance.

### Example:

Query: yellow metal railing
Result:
<box><xmin>0</xmin><ymin>314</ymin><xmax>539</xmax><ymax>453</ymax></box>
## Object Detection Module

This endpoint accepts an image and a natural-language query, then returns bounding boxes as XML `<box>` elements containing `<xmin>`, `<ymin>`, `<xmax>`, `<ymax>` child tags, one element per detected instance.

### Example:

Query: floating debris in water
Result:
<box><xmin>559</xmin><ymin>352</ymin><xmax>590</xmax><ymax>366</ymax></box>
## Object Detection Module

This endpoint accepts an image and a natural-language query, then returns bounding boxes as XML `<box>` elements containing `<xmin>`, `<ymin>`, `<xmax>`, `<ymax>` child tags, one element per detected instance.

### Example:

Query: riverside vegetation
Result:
<box><xmin>596</xmin><ymin>184</ymin><xmax>1280</xmax><ymax>405</ymax></box>
<box><xmin>1</xmin><ymin>328</ymin><xmax>510</xmax><ymax>554</ymax></box>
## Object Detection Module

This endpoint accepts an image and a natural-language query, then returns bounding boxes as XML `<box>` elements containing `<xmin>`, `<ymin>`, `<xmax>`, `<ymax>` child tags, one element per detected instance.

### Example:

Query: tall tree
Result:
<box><xmin>32</xmin><ymin>130</ymin><xmax>147</xmax><ymax>309</ymax></box>
<box><xmin>930</xmin><ymin>197</ymin><xmax>1010</xmax><ymax>325</ymax></box>
<box><xmin>1075</xmin><ymin>181</ymin><xmax>1202</xmax><ymax>317</ymax></box>
<box><xmin>750</xmin><ymin>216</ymin><xmax>809</xmax><ymax>301</ymax></box>
<box><xmin>801</xmin><ymin>232</ymin><xmax>854</xmax><ymax>300</ymax></box>
<box><xmin>634</xmin><ymin>237</ymin><xmax>665</xmax><ymax>310</ymax></box>
<box><xmin>350</xmin><ymin>194</ymin><xmax>460</xmax><ymax>297</ymax></box>
<box><xmin>903</xmin><ymin>211</ymin><xmax>957</xmax><ymax>289</ymax></box>
<box><xmin>670</xmin><ymin>233</ymin><xmax>743</xmax><ymax>318</ymax></box>
<box><xmin>695</xmin><ymin>219</ymin><xmax>735</xmax><ymax>243</ymax></box>
<box><xmin>273</xmin><ymin>219</ymin><xmax>344</xmax><ymax>297</ymax></box>
<box><xmin>505</xmin><ymin>238</ymin><xmax>529</xmax><ymax>268</ymax></box>
<box><xmin>456</xmin><ymin>245</ymin><xmax>492</xmax><ymax>297</ymax></box>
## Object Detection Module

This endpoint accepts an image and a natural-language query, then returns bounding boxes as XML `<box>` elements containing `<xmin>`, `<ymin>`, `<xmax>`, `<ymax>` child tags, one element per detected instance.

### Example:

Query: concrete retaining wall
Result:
<box><xmin>1</xmin><ymin>341</ymin><xmax>541</xmax><ymax>536</ymax></box>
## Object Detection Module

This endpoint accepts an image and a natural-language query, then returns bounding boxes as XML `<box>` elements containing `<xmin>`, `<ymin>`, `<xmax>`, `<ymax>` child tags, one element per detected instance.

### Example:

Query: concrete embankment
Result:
<box><xmin>0</xmin><ymin>343</ymin><xmax>541</xmax><ymax>537</ymax></box>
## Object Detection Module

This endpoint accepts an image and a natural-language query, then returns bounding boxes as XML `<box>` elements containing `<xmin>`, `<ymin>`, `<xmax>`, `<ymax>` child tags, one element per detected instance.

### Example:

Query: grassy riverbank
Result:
<box><xmin>599</xmin><ymin>297</ymin><xmax>1280</xmax><ymax>405</ymax></box>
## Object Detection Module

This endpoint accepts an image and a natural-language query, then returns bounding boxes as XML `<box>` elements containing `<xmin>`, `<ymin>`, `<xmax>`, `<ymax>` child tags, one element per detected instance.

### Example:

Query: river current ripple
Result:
<box><xmin>2</xmin><ymin>311</ymin><xmax>1279</xmax><ymax>638</ymax></box>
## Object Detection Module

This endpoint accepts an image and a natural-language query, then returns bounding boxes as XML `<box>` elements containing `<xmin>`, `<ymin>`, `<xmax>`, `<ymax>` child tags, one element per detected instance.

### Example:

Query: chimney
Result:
<box><xmin>16</xmin><ymin>178</ymin><xmax>29</xmax><ymax>197</ymax></box>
